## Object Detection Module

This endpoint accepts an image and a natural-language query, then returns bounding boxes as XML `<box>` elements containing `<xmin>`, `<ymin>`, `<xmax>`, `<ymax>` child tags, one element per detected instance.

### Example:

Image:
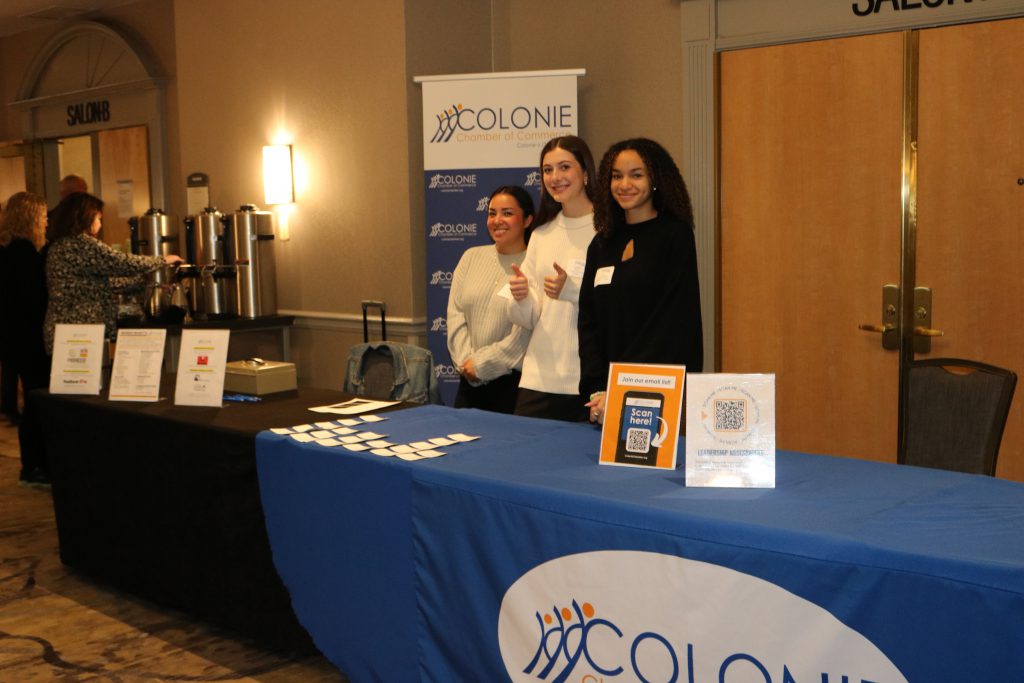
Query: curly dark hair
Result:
<box><xmin>488</xmin><ymin>185</ymin><xmax>537</xmax><ymax>244</ymax></box>
<box><xmin>594</xmin><ymin>138</ymin><xmax>694</xmax><ymax>239</ymax></box>
<box><xmin>533</xmin><ymin>135</ymin><xmax>597</xmax><ymax>228</ymax></box>
<box><xmin>48</xmin><ymin>192</ymin><xmax>104</xmax><ymax>241</ymax></box>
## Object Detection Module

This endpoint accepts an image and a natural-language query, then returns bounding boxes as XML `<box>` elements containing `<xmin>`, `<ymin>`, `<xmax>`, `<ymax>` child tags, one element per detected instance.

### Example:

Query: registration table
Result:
<box><xmin>256</xmin><ymin>405</ymin><xmax>1024</xmax><ymax>681</ymax></box>
<box><xmin>35</xmin><ymin>382</ymin><xmax>355</xmax><ymax>653</ymax></box>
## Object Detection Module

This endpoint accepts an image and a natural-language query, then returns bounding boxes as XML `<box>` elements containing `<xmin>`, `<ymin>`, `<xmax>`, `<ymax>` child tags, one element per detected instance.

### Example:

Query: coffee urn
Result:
<box><xmin>225</xmin><ymin>204</ymin><xmax>277</xmax><ymax>319</ymax></box>
<box><xmin>128</xmin><ymin>208</ymin><xmax>179</xmax><ymax>320</ymax></box>
<box><xmin>183</xmin><ymin>207</ymin><xmax>236</xmax><ymax>319</ymax></box>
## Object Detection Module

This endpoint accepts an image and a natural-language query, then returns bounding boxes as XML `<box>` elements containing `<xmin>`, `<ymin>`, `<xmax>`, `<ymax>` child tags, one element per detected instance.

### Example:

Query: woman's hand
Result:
<box><xmin>585</xmin><ymin>391</ymin><xmax>607</xmax><ymax>424</ymax></box>
<box><xmin>460</xmin><ymin>358</ymin><xmax>479</xmax><ymax>383</ymax></box>
<box><xmin>164</xmin><ymin>254</ymin><xmax>184</xmax><ymax>265</ymax></box>
<box><xmin>510</xmin><ymin>264</ymin><xmax>529</xmax><ymax>301</ymax></box>
<box><xmin>543</xmin><ymin>262</ymin><xmax>567</xmax><ymax>300</ymax></box>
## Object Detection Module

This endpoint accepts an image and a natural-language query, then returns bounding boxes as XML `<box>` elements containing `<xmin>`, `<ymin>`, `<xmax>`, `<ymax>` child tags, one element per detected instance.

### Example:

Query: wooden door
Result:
<box><xmin>917</xmin><ymin>18</ymin><xmax>1024</xmax><ymax>480</ymax></box>
<box><xmin>720</xmin><ymin>32</ymin><xmax>904</xmax><ymax>462</ymax></box>
<box><xmin>97</xmin><ymin>125</ymin><xmax>151</xmax><ymax>249</ymax></box>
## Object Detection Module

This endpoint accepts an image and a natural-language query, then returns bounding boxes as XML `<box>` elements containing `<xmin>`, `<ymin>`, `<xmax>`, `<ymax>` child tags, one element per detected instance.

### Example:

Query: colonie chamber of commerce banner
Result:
<box><xmin>415</xmin><ymin>69</ymin><xmax>584</xmax><ymax>405</ymax></box>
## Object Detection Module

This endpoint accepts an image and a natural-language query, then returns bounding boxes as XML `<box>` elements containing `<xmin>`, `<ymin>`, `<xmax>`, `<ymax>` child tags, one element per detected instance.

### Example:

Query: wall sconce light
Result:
<box><xmin>263</xmin><ymin>144</ymin><xmax>294</xmax><ymax>205</ymax></box>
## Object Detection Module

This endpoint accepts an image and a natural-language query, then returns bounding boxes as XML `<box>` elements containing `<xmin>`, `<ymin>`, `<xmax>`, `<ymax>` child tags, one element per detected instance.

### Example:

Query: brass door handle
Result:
<box><xmin>859</xmin><ymin>323</ymin><xmax>894</xmax><ymax>333</ymax></box>
<box><xmin>914</xmin><ymin>326</ymin><xmax>944</xmax><ymax>337</ymax></box>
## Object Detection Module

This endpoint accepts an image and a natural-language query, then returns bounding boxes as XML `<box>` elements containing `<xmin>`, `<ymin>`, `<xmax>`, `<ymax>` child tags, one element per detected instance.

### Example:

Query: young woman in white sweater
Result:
<box><xmin>446</xmin><ymin>186</ymin><xmax>535</xmax><ymax>413</ymax></box>
<box><xmin>507</xmin><ymin>135</ymin><xmax>597</xmax><ymax>421</ymax></box>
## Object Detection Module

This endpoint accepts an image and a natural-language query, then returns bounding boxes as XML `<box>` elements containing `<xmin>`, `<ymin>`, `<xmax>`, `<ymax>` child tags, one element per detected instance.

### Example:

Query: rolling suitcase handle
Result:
<box><xmin>361</xmin><ymin>300</ymin><xmax>387</xmax><ymax>342</ymax></box>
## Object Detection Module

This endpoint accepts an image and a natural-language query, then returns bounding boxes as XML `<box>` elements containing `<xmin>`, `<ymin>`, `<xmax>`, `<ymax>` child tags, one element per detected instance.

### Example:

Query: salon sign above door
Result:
<box><xmin>67</xmin><ymin>99</ymin><xmax>112</xmax><ymax>126</ymax></box>
<box><xmin>712</xmin><ymin>0</ymin><xmax>1024</xmax><ymax>49</ymax></box>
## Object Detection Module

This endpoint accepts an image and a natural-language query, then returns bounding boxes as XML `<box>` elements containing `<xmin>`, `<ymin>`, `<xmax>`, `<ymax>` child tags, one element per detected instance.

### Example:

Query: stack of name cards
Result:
<box><xmin>270</xmin><ymin>413</ymin><xmax>480</xmax><ymax>461</ymax></box>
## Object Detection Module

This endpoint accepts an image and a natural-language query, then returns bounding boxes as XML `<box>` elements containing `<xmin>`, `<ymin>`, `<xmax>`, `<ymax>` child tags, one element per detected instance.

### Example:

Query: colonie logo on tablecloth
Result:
<box><xmin>497</xmin><ymin>551</ymin><xmax>907</xmax><ymax>683</ymax></box>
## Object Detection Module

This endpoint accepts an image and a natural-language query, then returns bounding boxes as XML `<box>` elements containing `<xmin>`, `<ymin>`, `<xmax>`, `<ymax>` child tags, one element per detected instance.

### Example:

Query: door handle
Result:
<box><xmin>859</xmin><ymin>284</ymin><xmax>900</xmax><ymax>350</ymax></box>
<box><xmin>860</xmin><ymin>285</ymin><xmax>941</xmax><ymax>351</ymax></box>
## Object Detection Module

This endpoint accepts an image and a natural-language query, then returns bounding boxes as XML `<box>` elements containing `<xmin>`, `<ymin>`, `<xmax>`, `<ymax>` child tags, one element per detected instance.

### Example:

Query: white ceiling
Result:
<box><xmin>0</xmin><ymin>1</ymin><xmax>138</xmax><ymax>38</ymax></box>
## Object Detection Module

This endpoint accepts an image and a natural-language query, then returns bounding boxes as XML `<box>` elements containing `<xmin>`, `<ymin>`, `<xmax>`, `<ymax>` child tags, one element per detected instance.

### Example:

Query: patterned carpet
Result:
<box><xmin>0</xmin><ymin>416</ymin><xmax>347</xmax><ymax>682</ymax></box>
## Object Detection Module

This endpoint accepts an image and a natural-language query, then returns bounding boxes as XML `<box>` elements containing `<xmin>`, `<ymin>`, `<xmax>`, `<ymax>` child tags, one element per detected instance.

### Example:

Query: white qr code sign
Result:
<box><xmin>685</xmin><ymin>374</ymin><xmax>776</xmax><ymax>488</ymax></box>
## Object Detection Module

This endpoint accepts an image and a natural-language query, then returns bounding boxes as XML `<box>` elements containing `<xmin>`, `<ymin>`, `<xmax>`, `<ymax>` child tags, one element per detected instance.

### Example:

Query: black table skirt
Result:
<box><xmin>35</xmin><ymin>382</ymin><xmax>362</xmax><ymax>654</ymax></box>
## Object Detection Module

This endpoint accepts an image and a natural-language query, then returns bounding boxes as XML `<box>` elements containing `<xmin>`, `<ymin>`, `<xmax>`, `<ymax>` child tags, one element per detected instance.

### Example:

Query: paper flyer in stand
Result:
<box><xmin>685</xmin><ymin>373</ymin><xmax>776</xmax><ymax>488</ymax></box>
<box><xmin>173</xmin><ymin>329</ymin><xmax>230</xmax><ymax>407</ymax></box>
<box><xmin>109</xmin><ymin>328</ymin><xmax>167</xmax><ymax>402</ymax></box>
<box><xmin>598</xmin><ymin>363</ymin><xmax>686</xmax><ymax>470</ymax></box>
<box><xmin>49</xmin><ymin>324</ymin><xmax>105</xmax><ymax>395</ymax></box>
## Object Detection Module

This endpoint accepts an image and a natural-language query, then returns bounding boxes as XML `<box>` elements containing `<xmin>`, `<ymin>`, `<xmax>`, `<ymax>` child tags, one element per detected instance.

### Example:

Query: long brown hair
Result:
<box><xmin>533</xmin><ymin>135</ymin><xmax>597</xmax><ymax>228</ymax></box>
<box><xmin>48</xmin><ymin>192</ymin><xmax>104</xmax><ymax>241</ymax></box>
<box><xmin>0</xmin><ymin>191</ymin><xmax>47</xmax><ymax>250</ymax></box>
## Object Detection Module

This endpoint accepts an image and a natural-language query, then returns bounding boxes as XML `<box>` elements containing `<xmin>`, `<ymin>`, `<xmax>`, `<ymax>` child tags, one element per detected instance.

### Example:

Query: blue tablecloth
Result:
<box><xmin>256</xmin><ymin>405</ymin><xmax>1024</xmax><ymax>682</ymax></box>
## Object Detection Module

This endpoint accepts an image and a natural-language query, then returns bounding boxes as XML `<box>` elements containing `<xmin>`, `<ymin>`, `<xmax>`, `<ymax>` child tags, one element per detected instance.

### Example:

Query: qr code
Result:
<box><xmin>626</xmin><ymin>427</ymin><xmax>651</xmax><ymax>454</ymax></box>
<box><xmin>714</xmin><ymin>399</ymin><xmax>747</xmax><ymax>432</ymax></box>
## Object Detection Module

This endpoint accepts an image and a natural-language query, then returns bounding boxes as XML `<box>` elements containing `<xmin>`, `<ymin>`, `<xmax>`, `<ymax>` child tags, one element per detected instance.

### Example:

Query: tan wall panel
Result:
<box><xmin>720</xmin><ymin>32</ymin><xmax>904</xmax><ymax>462</ymax></box>
<box><xmin>492</xmin><ymin>0</ymin><xmax>686</xmax><ymax>168</ymax></box>
<box><xmin>917</xmin><ymin>18</ymin><xmax>1024</xmax><ymax>481</ymax></box>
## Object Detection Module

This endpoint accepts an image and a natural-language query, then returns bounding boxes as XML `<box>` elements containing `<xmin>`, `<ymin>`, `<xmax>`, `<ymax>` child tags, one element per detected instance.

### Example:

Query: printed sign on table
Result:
<box><xmin>49</xmin><ymin>324</ymin><xmax>105</xmax><ymax>395</ymax></box>
<box><xmin>173</xmin><ymin>329</ymin><xmax>230</xmax><ymax>407</ymax></box>
<box><xmin>109</xmin><ymin>328</ymin><xmax>167</xmax><ymax>402</ymax></box>
<box><xmin>685</xmin><ymin>373</ymin><xmax>776</xmax><ymax>488</ymax></box>
<box><xmin>599</xmin><ymin>363</ymin><xmax>686</xmax><ymax>469</ymax></box>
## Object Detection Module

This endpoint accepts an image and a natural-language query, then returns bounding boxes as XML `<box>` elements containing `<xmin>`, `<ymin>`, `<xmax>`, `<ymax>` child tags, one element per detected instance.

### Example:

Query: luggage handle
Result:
<box><xmin>361</xmin><ymin>300</ymin><xmax>386</xmax><ymax>342</ymax></box>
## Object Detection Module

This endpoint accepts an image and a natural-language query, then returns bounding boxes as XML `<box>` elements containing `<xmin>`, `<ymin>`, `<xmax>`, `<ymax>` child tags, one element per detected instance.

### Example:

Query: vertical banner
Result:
<box><xmin>416</xmin><ymin>69</ymin><xmax>584</xmax><ymax>404</ymax></box>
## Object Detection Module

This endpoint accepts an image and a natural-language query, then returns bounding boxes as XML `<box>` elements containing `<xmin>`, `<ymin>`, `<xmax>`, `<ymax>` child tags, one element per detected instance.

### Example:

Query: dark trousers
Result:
<box><xmin>513</xmin><ymin>387</ymin><xmax>588</xmax><ymax>423</ymax></box>
<box><xmin>453</xmin><ymin>371</ymin><xmax>521</xmax><ymax>414</ymax></box>
<box><xmin>13</xmin><ymin>355</ymin><xmax>50</xmax><ymax>476</ymax></box>
<box><xmin>1</xmin><ymin>359</ymin><xmax>18</xmax><ymax>418</ymax></box>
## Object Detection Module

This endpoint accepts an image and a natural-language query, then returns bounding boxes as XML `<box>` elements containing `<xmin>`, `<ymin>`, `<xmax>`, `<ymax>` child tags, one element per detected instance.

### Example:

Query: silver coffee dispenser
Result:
<box><xmin>183</xmin><ymin>207</ymin><xmax>236</xmax><ymax>319</ymax></box>
<box><xmin>225</xmin><ymin>204</ymin><xmax>277</xmax><ymax>318</ymax></box>
<box><xmin>128</xmin><ymin>208</ymin><xmax>179</xmax><ymax>321</ymax></box>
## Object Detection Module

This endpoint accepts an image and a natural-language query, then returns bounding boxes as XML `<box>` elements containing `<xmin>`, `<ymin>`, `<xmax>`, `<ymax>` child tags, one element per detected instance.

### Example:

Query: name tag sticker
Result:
<box><xmin>568</xmin><ymin>259</ymin><xmax>586</xmax><ymax>278</ymax></box>
<box><xmin>595</xmin><ymin>266</ymin><xmax>614</xmax><ymax>286</ymax></box>
<box><xmin>495</xmin><ymin>283</ymin><xmax>513</xmax><ymax>300</ymax></box>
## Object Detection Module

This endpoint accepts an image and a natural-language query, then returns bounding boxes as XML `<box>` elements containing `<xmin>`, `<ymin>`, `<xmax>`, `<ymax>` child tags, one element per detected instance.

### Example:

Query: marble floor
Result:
<box><xmin>0</xmin><ymin>414</ymin><xmax>348</xmax><ymax>682</ymax></box>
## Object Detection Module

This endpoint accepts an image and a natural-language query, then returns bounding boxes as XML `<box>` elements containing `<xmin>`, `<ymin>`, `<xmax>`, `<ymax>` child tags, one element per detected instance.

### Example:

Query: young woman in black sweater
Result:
<box><xmin>578</xmin><ymin>138</ymin><xmax>703</xmax><ymax>423</ymax></box>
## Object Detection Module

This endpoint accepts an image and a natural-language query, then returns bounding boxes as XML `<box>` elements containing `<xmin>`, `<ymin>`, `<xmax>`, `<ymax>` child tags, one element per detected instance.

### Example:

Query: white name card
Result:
<box><xmin>685</xmin><ymin>373</ymin><xmax>776</xmax><ymax>488</ymax></box>
<box><xmin>109</xmin><ymin>328</ymin><xmax>167</xmax><ymax>402</ymax></box>
<box><xmin>49</xmin><ymin>324</ymin><xmax>105</xmax><ymax>395</ymax></box>
<box><xmin>173</xmin><ymin>329</ymin><xmax>230</xmax><ymax>407</ymax></box>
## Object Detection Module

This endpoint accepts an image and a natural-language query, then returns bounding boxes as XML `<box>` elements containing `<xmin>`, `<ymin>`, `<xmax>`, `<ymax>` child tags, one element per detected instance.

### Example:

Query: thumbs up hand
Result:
<box><xmin>543</xmin><ymin>262</ymin><xmax>568</xmax><ymax>300</ymax></box>
<box><xmin>509</xmin><ymin>263</ymin><xmax>529</xmax><ymax>301</ymax></box>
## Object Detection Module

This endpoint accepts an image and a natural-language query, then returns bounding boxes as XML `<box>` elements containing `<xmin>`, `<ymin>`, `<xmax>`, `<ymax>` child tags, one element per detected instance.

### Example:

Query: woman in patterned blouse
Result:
<box><xmin>43</xmin><ymin>192</ymin><xmax>182</xmax><ymax>354</ymax></box>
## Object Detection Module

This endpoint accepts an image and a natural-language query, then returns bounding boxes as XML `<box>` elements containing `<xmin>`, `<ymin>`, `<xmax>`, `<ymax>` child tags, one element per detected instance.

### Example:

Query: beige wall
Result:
<box><xmin>493</xmin><ymin>0</ymin><xmax>686</xmax><ymax>174</ymax></box>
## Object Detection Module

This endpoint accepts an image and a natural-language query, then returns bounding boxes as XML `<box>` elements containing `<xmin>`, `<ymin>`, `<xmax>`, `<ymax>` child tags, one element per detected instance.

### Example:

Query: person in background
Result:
<box><xmin>0</xmin><ymin>192</ymin><xmax>52</xmax><ymax>486</ymax></box>
<box><xmin>507</xmin><ymin>135</ymin><xmax>597</xmax><ymax>422</ymax></box>
<box><xmin>44</xmin><ymin>192</ymin><xmax>181</xmax><ymax>355</ymax></box>
<box><xmin>0</xmin><ymin>194</ymin><xmax>18</xmax><ymax>424</ymax></box>
<box><xmin>579</xmin><ymin>138</ymin><xmax>703</xmax><ymax>424</ymax></box>
<box><xmin>446</xmin><ymin>186</ymin><xmax>535</xmax><ymax>413</ymax></box>
<box><xmin>59</xmin><ymin>174</ymin><xmax>88</xmax><ymax>199</ymax></box>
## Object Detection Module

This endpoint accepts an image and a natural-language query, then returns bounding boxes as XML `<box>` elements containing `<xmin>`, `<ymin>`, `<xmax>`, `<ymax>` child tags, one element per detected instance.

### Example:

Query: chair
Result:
<box><xmin>343</xmin><ymin>341</ymin><xmax>440</xmax><ymax>404</ymax></box>
<box><xmin>904</xmin><ymin>358</ymin><xmax>1017</xmax><ymax>476</ymax></box>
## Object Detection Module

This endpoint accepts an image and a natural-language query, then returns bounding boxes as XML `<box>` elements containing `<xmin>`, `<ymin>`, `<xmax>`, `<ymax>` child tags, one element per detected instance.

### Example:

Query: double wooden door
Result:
<box><xmin>720</xmin><ymin>18</ymin><xmax>1024</xmax><ymax>481</ymax></box>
